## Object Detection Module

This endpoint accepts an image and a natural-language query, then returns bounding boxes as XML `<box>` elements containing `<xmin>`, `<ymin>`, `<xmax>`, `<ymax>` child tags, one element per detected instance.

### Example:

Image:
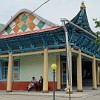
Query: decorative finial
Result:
<box><xmin>80</xmin><ymin>1</ymin><xmax>86</xmax><ymax>9</ymax></box>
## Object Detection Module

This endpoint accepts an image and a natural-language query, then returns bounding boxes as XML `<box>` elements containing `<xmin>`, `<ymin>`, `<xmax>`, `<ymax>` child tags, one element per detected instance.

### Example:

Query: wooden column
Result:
<box><xmin>96</xmin><ymin>62</ymin><xmax>100</xmax><ymax>86</ymax></box>
<box><xmin>99</xmin><ymin>66</ymin><xmax>100</xmax><ymax>86</ymax></box>
<box><xmin>43</xmin><ymin>48</ymin><xmax>49</xmax><ymax>92</ymax></box>
<box><xmin>67</xmin><ymin>46</ymin><xmax>73</xmax><ymax>94</ymax></box>
<box><xmin>98</xmin><ymin>66</ymin><xmax>100</xmax><ymax>85</ymax></box>
<box><xmin>56</xmin><ymin>54</ymin><xmax>61</xmax><ymax>90</ymax></box>
<box><xmin>77</xmin><ymin>49</ymin><xmax>83</xmax><ymax>92</ymax></box>
<box><xmin>7</xmin><ymin>52</ymin><xmax>13</xmax><ymax>92</ymax></box>
<box><xmin>92</xmin><ymin>56</ymin><xmax>97</xmax><ymax>90</ymax></box>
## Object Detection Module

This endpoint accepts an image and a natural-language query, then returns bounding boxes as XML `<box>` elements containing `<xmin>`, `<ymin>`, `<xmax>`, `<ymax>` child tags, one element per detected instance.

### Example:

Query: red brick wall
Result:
<box><xmin>0</xmin><ymin>82</ymin><xmax>7</xmax><ymax>90</ymax></box>
<box><xmin>48</xmin><ymin>82</ymin><xmax>57</xmax><ymax>91</ymax></box>
<box><xmin>0</xmin><ymin>81</ymin><xmax>57</xmax><ymax>91</ymax></box>
<box><xmin>12</xmin><ymin>82</ymin><xmax>29</xmax><ymax>90</ymax></box>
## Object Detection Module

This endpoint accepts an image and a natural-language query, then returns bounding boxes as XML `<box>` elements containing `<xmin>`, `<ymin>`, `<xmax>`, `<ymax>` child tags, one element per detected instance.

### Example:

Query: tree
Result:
<box><xmin>93</xmin><ymin>19</ymin><xmax>100</xmax><ymax>48</ymax></box>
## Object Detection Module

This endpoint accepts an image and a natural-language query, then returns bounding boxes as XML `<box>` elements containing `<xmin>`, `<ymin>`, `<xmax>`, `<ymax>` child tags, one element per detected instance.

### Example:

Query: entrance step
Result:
<box><xmin>83</xmin><ymin>79</ymin><xmax>92</xmax><ymax>86</ymax></box>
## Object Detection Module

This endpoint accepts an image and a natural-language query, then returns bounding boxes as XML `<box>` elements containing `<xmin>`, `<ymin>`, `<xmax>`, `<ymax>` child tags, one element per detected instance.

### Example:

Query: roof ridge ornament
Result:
<box><xmin>80</xmin><ymin>1</ymin><xmax>86</xmax><ymax>9</ymax></box>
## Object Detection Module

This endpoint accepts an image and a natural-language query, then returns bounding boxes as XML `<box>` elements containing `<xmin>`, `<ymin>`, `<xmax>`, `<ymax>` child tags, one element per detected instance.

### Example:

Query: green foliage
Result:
<box><xmin>95</xmin><ymin>32</ymin><xmax>100</xmax><ymax>45</ymax></box>
<box><xmin>93</xmin><ymin>18</ymin><xmax>100</xmax><ymax>28</ymax></box>
<box><xmin>93</xmin><ymin>19</ymin><xmax>100</xmax><ymax>50</ymax></box>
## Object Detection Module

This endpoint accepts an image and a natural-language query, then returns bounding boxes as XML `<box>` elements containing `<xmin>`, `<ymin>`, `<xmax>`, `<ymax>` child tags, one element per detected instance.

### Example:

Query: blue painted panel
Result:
<box><xmin>63</xmin><ymin>74</ymin><xmax>66</xmax><ymax>83</ymax></box>
<box><xmin>13</xmin><ymin>59</ymin><xmax>20</xmax><ymax>80</ymax></box>
<box><xmin>48</xmin><ymin>44</ymin><xmax>65</xmax><ymax>49</ymax></box>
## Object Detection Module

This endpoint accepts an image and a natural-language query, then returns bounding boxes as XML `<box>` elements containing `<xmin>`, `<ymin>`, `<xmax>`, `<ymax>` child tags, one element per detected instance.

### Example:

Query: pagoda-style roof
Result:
<box><xmin>65</xmin><ymin>4</ymin><xmax>99</xmax><ymax>57</ymax></box>
<box><xmin>0</xmin><ymin>3</ymin><xmax>100</xmax><ymax>58</ymax></box>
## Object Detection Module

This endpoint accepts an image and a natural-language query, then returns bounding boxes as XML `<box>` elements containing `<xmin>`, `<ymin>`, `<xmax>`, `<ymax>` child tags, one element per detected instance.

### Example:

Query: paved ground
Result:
<box><xmin>0</xmin><ymin>86</ymin><xmax>100</xmax><ymax>100</ymax></box>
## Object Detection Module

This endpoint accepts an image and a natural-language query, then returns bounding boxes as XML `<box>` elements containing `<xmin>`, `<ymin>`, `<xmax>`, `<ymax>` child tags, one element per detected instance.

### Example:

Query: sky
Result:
<box><xmin>0</xmin><ymin>0</ymin><xmax>100</xmax><ymax>32</ymax></box>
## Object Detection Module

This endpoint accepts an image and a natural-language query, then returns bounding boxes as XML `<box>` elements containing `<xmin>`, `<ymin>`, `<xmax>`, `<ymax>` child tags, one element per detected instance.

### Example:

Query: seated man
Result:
<box><xmin>28</xmin><ymin>76</ymin><xmax>36</xmax><ymax>91</ymax></box>
<box><xmin>36</xmin><ymin>76</ymin><xmax>43</xmax><ymax>91</ymax></box>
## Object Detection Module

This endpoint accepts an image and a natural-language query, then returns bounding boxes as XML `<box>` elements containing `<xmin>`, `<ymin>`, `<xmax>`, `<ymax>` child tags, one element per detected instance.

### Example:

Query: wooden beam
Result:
<box><xmin>71</xmin><ymin>48</ymin><xmax>100</xmax><ymax>60</ymax></box>
<box><xmin>48</xmin><ymin>48</ymin><xmax>66</xmax><ymax>53</ymax></box>
<box><xmin>0</xmin><ymin>55</ymin><xmax>8</xmax><ymax>58</ymax></box>
<box><xmin>0</xmin><ymin>49</ymin><xmax>66</xmax><ymax>58</ymax></box>
<box><xmin>12</xmin><ymin>51</ymin><xmax>44</xmax><ymax>57</ymax></box>
<box><xmin>96</xmin><ymin>58</ymin><xmax>100</xmax><ymax>61</ymax></box>
<box><xmin>81</xmin><ymin>53</ymin><xmax>93</xmax><ymax>59</ymax></box>
<box><xmin>0</xmin><ymin>48</ymin><xmax>99</xmax><ymax>62</ymax></box>
<box><xmin>71</xmin><ymin>48</ymin><xmax>78</xmax><ymax>54</ymax></box>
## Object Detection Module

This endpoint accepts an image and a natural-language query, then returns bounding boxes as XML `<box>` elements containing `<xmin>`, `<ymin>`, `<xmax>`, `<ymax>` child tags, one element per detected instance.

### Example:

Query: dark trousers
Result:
<box><xmin>36</xmin><ymin>84</ymin><xmax>43</xmax><ymax>91</ymax></box>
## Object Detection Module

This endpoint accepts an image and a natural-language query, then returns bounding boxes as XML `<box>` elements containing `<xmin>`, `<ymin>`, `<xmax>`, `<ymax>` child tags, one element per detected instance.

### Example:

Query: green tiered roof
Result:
<box><xmin>66</xmin><ymin>2</ymin><xmax>99</xmax><ymax>58</ymax></box>
<box><xmin>66</xmin><ymin>2</ymin><xmax>94</xmax><ymax>35</ymax></box>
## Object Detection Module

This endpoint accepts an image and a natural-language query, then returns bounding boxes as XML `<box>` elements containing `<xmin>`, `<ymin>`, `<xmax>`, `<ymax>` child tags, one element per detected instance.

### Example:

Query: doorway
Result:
<box><xmin>82</xmin><ymin>61</ymin><xmax>92</xmax><ymax>86</ymax></box>
<box><xmin>61</xmin><ymin>62</ymin><xmax>67</xmax><ymax>88</ymax></box>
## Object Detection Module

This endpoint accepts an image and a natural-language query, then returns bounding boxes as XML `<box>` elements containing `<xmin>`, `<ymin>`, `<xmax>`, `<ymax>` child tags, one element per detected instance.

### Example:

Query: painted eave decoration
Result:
<box><xmin>0</xmin><ymin>9</ymin><xmax>59</xmax><ymax>36</ymax></box>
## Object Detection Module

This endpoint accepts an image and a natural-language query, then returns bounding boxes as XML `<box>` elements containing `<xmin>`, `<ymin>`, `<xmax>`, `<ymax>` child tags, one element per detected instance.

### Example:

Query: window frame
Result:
<box><xmin>0</xmin><ymin>59</ymin><xmax>20</xmax><ymax>81</ymax></box>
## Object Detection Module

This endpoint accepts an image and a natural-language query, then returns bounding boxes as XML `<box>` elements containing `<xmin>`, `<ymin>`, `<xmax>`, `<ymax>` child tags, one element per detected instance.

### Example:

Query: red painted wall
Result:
<box><xmin>0</xmin><ymin>82</ymin><xmax>7</xmax><ymax>90</ymax></box>
<box><xmin>48</xmin><ymin>82</ymin><xmax>57</xmax><ymax>91</ymax></box>
<box><xmin>0</xmin><ymin>81</ymin><xmax>57</xmax><ymax>91</ymax></box>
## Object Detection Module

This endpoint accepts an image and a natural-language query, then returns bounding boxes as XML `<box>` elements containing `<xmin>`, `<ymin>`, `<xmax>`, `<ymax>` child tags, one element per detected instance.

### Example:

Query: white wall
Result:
<box><xmin>48</xmin><ymin>55</ymin><xmax>56</xmax><ymax>81</ymax></box>
<box><xmin>17</xmin><ymin>54</ymin><xmax>57</xmax><ymax>82</ymax></box>
<box><xmin>19</xmin><ymin>55</ymin><xmax>44</xmax><ymax>81</ymax></box>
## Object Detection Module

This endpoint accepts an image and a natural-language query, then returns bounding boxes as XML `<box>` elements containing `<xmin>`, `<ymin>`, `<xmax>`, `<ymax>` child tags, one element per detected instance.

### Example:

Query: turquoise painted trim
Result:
<box><xmin>0</xmin><ymin>60</ymin><xmax>8</xmax><ymax>81</ymax></box>
<box><xmin>48</xmin><ymin>44</ymin><xmax>65</xmax><ymax>48</ymax></box>
<box><xmin>0</xmin><ymin>60</ymin><xmax>2</xmax><ymax>80</ymax></box>
<box><xmin>0</xmin><ymin>59</ymin><xmax>20</xmax><ymax>81</ymax></box>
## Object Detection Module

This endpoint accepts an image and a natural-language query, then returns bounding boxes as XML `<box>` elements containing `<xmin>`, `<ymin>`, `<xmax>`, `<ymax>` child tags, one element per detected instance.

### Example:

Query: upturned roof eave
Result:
<box><xmin>68</xmin><ymin>7</ymin><xmax>97</xmax><ymax>38</ymax></box>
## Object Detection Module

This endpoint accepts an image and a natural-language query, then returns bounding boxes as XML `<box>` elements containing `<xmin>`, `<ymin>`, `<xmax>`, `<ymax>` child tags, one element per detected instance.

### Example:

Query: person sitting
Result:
<box><xmin>36</xmin><ymin>76</ymin><xmax>43</xmax><ymax>91</ymax></box>
<box><xmin>28</xmin><ymin>76</ymin><xmax>36</xmax><ymax>91</ymax></box>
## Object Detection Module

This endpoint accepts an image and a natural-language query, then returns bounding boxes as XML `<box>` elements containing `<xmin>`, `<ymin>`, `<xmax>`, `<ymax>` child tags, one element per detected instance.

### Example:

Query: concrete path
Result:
<box><xmin>0</xmin><ymin>86</ymin><xmax>100</xmax><ymax>100</ymax></box>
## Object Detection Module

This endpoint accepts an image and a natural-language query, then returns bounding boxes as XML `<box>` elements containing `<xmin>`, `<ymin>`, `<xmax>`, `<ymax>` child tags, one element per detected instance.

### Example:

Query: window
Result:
<box><xmin>13</xmin><ymin>60</ymin><xmax>20</xmax><ymax>79</ymax></box>
<box><xmin>0</xmin><ymin>59</ymin><xmax>20</xmax><ymax>80</ymax></box>
<box><xmin>1</xmin><ymin>61</ymin><xmax>8</xmax><ymax>79</ymax></box>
